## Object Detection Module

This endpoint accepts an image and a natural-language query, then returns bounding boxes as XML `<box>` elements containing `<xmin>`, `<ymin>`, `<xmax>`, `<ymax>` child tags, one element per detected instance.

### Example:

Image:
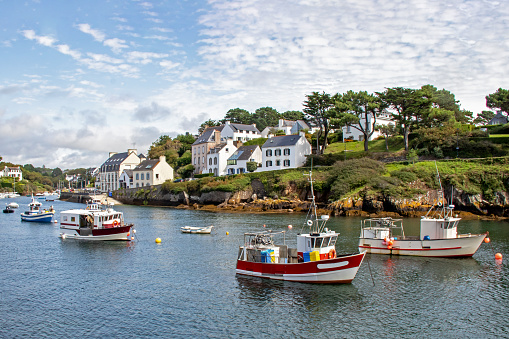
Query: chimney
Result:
<box><xmin>109</xmin><ymin>152</ymin><xmax>118</xmax><ymax>158</ymax></box>
<box><xmin>159</xmin><ymin>155</ymin><xmax>166</xmax><ymax>164</ymax></box>
<box><xmin>300</xmin><ymin>131</ymin><xmax>306</xmax><ymax>138</ymax></box>
<box><xmin>214</xmin><ymin>129</ymin><xmax>221</xmax><ymax>145</ymax></box>
<box><xmin>279</xmin><ymin>119</ymin><xmax>284</xmax><ymax>127</ymax></box>
<box><xmin>128</xmin><ymin>149</ymin><xmax>137</xmax><ymax>155</ymax></box>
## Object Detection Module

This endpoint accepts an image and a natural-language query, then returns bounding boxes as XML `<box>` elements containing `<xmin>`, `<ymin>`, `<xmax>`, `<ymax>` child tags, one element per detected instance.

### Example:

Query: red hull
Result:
<box><xmin>236</xmin><ymin>252</ymin><xmax>366</xmax><ymax>284</ymax></box>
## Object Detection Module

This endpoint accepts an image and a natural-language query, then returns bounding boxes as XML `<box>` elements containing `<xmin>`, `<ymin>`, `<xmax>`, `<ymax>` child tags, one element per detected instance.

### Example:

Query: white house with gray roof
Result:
<box><xmin>206</xmin><ymin>138</ymin><xmax>237</xmax><ymax>176</ymax></box>
<box><xmin>132</xmin><ymin>156</ymin><xmax>174</xmax><ymax>188</ymax></box>
<box><xmin>221</xmin><ymin>121</ymin><xmax>261</xmax><ymax>142</ymax></box>
<box><xmin>261</xmin><ymin>119</ymin><xmax>311</xmax><ymax>137</ymax></box>
<box><xmin>259</xmin><ymin>132</ymin><xmax>311</xmax><ymax>172</ymax></box>
<box><xmin>225</xmin><ymin>145</ymin><xmax>262</xmax><ymax>175</ymax></box>
<box><xmin>99</xmin><ymin>149</ymin><xmax>142</xmax><ymax>192</ymax></box>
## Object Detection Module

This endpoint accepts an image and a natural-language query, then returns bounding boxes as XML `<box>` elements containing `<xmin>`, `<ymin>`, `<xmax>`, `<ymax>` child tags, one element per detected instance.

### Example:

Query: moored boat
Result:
<box><xmin>236</xmin><ymin>170</ymin><xmax>366</xmax><ymax>284</ymax></box>
<box><xmin>3</xmin><ymin>206</ymin><xmax>15</xmax><ymax>213</ymax></box>
<box><xmin>181</xmin><ymin>225</ymin><xmax>214</xmax><ymax>234</ymax></box>
<box><xmin>20</xmin><ymin>197</ymin><xmax>55</xmax><ymax>222</ymax></box>
<box><xmin>358</xmin><ymin>163</ymin><xmax>487</xmax><ymax>257</ymax></box>
<box><xmin>59</xmin><ymin>199</ymin><xmax>134</xmax><ymax>241</ymax></box>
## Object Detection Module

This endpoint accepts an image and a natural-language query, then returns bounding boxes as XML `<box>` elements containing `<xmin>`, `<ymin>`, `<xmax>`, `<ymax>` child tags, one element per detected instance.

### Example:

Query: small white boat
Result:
<box><xmin>181</xmin><ymin>225</ymin><xmax>214</xmax><ymax>234</ymax></box>
<box><xmin>7</xmin><ymin>202</ymin><xmax>19</xmax><ymax>208</ymax></box>
<box><xmin>45</xmin><ymin>194</ymin><xmax>59</xmax><ymax>201</ymax></box>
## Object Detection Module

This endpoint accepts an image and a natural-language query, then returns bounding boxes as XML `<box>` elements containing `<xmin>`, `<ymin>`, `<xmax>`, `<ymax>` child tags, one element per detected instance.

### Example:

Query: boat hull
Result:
<box><xmin>60</xmin><ymin>225</ymin><xmax>133</xmax><ymax>241</ymax></box>
<box><xmin>236</xmin><ymin>252</ymin><xmax>366</xmax><ymax>284</ymax></box>
<box><xmin>180</xmin><ymin>226</ymin><xmax>213</xmax><ymax>234</ymax></box>
<box><xmin>358</xmin><ymin>233</ymin><xmax>487</xmax><ymax>257</ymax></box>
<box><xmin>20</xmin><ymin>212</ymin><xmax>54</xmax><ymax>222</ymax></box>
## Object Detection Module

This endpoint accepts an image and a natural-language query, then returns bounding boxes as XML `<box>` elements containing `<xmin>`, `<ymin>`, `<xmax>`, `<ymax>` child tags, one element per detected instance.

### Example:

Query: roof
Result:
<box><xmin>262</xmin><ymin>134</ymin><xmax>304</xmax><ymax>148</ymax></box>
<box><xmin>121</xmin><ymin>169</ymin><xmax>134</xmax><ymax>178</ymax></box>
<box><xmin>192</xmin><ymin>126</ymin><xmax>224</xmax><ymax>145</ymax></box>
<box><xmin>228</xmin><ymin>123</ymin><xmax>260</xmax><ymax>133</ymax></box>
<box><xmin>228</xmin><ymin>145</ymin><xmax>259</xmax><ymax>161</ymax></box>
<box><xmin>101</xmin><ymin>152</ymin><xmax>131</xmax><ymax>172</ymax></box>
<box><xmin>134</xmin><ymin>159</ymin><xmax>159</xmax><ymax>171</ymax></box>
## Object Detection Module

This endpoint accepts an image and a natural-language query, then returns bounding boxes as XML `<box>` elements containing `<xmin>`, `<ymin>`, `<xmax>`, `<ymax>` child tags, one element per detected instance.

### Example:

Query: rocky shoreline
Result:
<box><xmin>112</xmin><ymin>184</ymin><xmax>509</xmax><ymax>220</ymax></box>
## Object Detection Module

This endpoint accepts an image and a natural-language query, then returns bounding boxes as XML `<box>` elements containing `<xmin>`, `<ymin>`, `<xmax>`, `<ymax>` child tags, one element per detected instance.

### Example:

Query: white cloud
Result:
<box><xmin>103</xmin><ymin>38</ymin><xmax>129</xmax><ymax>53</ymax></box>
<box><xmin>21</xmin><ymin>30</ymin><xmax>56</xmax><ymax>47</ymax></box>
<box><xmin>77</xmin><ymin>23</ymin><xmax>106</xmax><ymax>42</ymax></box>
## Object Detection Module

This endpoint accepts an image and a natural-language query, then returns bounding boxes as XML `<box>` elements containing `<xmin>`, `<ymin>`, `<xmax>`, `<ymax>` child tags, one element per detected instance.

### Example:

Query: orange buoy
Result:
<box><xmin>288</xmin><ymin>225</ymin><xmax>293</xmax><ymax>230</ymax></box>
<box><xmin>387</xmin><ymin>246</ymin><xmax>393</xmax><ymax>250</ymax></box>
<box><xmin>127</xmin><ymin>232</ymin><xmax>130</xmax><ymax>237</ymax></box>
<box><xmin>484</xmin><ymin>237</ymin><xmax>490</xmax><ymax>243</ymax></box>
<box><xmin>495</xmin><ymin>253</ymin><xmax>503</xmax><ymax>260</ymax></box>
<box><xmin>131</xmin><ymin>237</ymin><xmax>135</xmax><ymax>240</ymax></box>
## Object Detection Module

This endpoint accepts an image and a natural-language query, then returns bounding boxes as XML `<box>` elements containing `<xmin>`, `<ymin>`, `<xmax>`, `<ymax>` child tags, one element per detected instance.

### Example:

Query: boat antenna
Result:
<box><xmin>302</xmin><ymin>159</ymin><xmax>320</xmax><ymax>233</ymax></box>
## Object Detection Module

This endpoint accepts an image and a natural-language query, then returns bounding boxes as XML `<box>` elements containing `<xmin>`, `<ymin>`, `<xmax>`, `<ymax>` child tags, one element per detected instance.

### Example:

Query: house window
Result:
<box><xmin>146</xmin><ymin>173</ymin><xmax>150</xmax><ymax>180</ymax></box>
<box><xmin>214</xmin><ymin>158</ymin><xmax>217</xmax><ymax>165</ymax></box>
<box><xmin>209</xmin><ymin>158</ymin><xmax>212</xmax><ymax>165</ymax></box>
<box><xmin>141</xmin><ymin>173</ymin><xmax>144</xmax><ymax>180</ymax></box>
<box><xmin>202</xmin><ymin>156</ymin><xmax>204</xmax><ymax>164</ymax></box>
<box><xmin>266</xmin><ymin>150</ymin><xmax>272</xmax><ymax>157</ymax></box>
<box><xmin>136</xmin><ymin>183</ymin><xmax>139</xmax><ymax>188</ymax></box>
<box><xmin>202</xmin><ymin>146</ymin><xmax>205</xmax><ymax>153</ymax></box>
<box><xmin>284</xmin><ymin>148</ymin><xmax>290</xmax><ymax>155</ymax></box>
<box><xmin>136</xmin><ymin>173</ymin><xmax>139</xmax><ymax>180</ymax></box>
<box><xmin>194</xmin><ymin>157</ymin><xmax>196</xmax><ymax>165</ymax></box>
<box><xmin>276</xmin><ymin>160</ymin><xmax>281</xmax><ymax>166</ymax></box>
<box><xmin>284</xmin><ymin>160</ymin><xmax>290</xmax><ymax>167</ymax></box>
<box><xmin>275</xmin><ymin>149</ymin><xmax>281</xmax><ymax>156</ymax></box>
<box><xmin>198</xmin><ymin>157</ymin><xmax>200</xmax><ymax>165</ymax></box>
<box><xmin>266</xmin><ymin>160</ymin><xmax>272</xmax><ymax>167</ymax></box>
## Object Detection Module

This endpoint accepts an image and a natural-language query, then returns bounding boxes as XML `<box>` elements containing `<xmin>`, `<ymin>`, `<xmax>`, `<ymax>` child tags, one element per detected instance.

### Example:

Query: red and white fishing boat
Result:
<box><xmin>59</xmin><ymin>198</ymin><xmax>135</xmax><ymax>241</ymax></box>
<box><xmin>358</xmin><ymin>164</ymin><xmax>487</xmax><ymax>257</ymax></box>
<box><xmin>236</xmin><ymin>171</ymin><xmax>366</xmax><ymax>284</ymax></box>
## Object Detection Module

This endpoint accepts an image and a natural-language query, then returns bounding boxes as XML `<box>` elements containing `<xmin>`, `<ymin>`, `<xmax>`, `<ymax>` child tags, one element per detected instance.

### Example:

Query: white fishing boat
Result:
<box><xmin>59</xmin><ymin>199</ymin><xmax>135</xmax><ymax>241</ymax></box>
<box><xmin>7</xmin><ymin>202</ymin><xmax>19</xmax><ymax>208</ymax></box>
<box><xmin>180</xmin><ymin>225</ymin><xmax>214</xmax><ymax>234</ymax></box>
<box><xmin>236</xmin><ymin>170</ymin><xmax>366</xmax><ymax>284</ymax></box>
<box><xmin>358</xmin><ymin>163</ymin><xmax>487</xmax><ymax>257</ymax></box>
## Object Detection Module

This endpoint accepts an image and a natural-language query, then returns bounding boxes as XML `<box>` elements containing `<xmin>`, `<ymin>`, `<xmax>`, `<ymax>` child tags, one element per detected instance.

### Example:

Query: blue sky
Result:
<box><xmin>1</xmin><ymin>0</ymin><xmax>508</xmax><ymax>169</ymax></box>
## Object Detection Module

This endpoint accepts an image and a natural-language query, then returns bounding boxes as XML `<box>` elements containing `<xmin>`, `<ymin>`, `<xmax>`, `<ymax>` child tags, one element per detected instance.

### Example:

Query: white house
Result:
<box><xmin>0</xmin><ymin>166</ymin><xmax>22</xmax><ymax>181</ymax></box>
<box><xmin>99</xmin><ymin>149</ymin><xmax>142</xmax><ymax>192</ymax></box>
<box><xmin>221</xmin><ymin>121</ymin><xmax>261</xmax><ymax>142</ymax></box>
<box><xmin>132</xmin><ymin>155</ymin><xmax>174</xmax><ymax>188</ymax></box>
<box><xmin>342</xmin><ymin>111</ymin><xmax>394</xmax><ymax>142</ymax></box>
<box><xmin>207</xmin><ymin>139</ymin><xmax>238</xmax><ymax>176</ymax></box>
<box><xmin>259</xmin><ymin>132</ymin><xmax>311</xmax><ymax>172</ymax></box>
<box><xmin>261</xmin><ymin>119</ymin><xmax>311</xmax><ymax>137</ymax></box>
<box><xmin>225</xmin><ymin>145</ymin><xmax>262</xmax><ymax>175</ymax></box>
<box><xmin>119</xmin><ymin>169</ymin><xmax>134</xmax><ymax>189</ymax></box>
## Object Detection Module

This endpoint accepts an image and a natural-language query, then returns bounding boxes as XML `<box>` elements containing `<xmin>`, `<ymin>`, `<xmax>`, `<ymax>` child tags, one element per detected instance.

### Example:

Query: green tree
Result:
<box><xmin>281</xmin><ymin>110</ymin><xmax>304</xmax><ymax>121</ymax></box>
<box><xmin>486</xmin><ymin>88</ymin><xmax>509</xmax><ymax>118</ymax></box>
<box><xmin>246</xmin><ymin>161</ymin><xmax>258</xmax><ymax>172</ymax></box>
<box><xmin>303</xmin><ymin>91</ymin><xmax>335</xmax><ymax>154</ymax></box>
<box><xmin>378</xmin><ymin>87</ymin><xmax>431</xmax><ymax>151</ymax></box>
<box><xmin>221</xmin><ymin>108</ymin><xmax>252</xmax><ymax>124</ymax></box>
<box><xmin>252</xmin><ymin>107</ymin><xmax>280</xmax><ymax>131</ymax></box>
<box><xmin>473</xmin><ymin>110</ymin><xmax>495</xmax><ymax>125</ymax></box>
<box><xmin>198</xmin><ymin>119</ymin><xmax>220</xmax><ymax>134</ymax></box>
<box><xmin>175</xmin><ymin>133</ymin><xmax>196</xmax><ymax>157</ymax></box>
<box><xmin>375</xmin><ymin>124</ymin><xmax>398</xmax><ymax>151</ymax></box>
<box><xmin>51</xmin><ymin>167</ymin><xmax>63</xmax><ymax>177</ymax></box>
<box><xmin>333</xmin><ymin>90</ymin><xmax>387</xmax><ymax>152</ymax></box>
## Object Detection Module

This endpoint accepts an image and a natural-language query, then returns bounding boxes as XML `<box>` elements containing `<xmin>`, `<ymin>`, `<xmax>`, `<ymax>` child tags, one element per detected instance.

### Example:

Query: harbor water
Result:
<box><xmin>0</xmin><ymin>196</ymin><xmax>508</xmax><ymax>338</ymax></box>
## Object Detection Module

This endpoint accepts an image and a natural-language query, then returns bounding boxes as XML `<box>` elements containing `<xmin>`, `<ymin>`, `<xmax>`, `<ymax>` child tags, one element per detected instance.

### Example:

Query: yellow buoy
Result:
<box><xmin>495</xmin><ymin>253</ymin><xmax>503</xmax><ymax>260</ymax></box>
<box><xmin>155</xmin><ymin>237</ymin><xmax>162</xmax><ymax>243</ymax></box>
<box><xmin>226</xmin><ymin>232</ymin><xmax>229</xmax><ymax>235</ymax></box>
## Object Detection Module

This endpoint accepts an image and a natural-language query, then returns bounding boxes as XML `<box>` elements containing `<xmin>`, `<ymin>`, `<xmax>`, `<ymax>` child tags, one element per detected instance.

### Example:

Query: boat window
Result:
<box><xmin>71</xmin><ymin>217</ymin><xmax>75</xmax><ymax>222</ymax></box>
<box><xmin>313</xmin><ymin>238</ymin><xmax>323</xmax><ymax>248</ymax></box>
<box><xmin>330</xmin><ymin>236</ymin><xmax>337</xmax><ymax>246</ymax></box>
<box><xmin>63</xmin><ymin>216</ymin><xmax>67</xmax><ymax>221</ymax></box>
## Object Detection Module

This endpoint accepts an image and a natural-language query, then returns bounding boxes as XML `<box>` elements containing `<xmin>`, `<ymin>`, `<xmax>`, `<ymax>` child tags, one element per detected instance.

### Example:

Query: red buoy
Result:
<box><xmin>495</xmin><ymin>253</ymin><xmax>503</xmax><ymax>260</ymax></box>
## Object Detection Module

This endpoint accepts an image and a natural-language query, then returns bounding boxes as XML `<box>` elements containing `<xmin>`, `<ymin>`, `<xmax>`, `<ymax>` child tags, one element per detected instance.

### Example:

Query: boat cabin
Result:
<box><xmin>297</xmin><ymin>230</ymin><xmax>338</xmax><ymax>261</ymax></box>
<box><xmin>420</xmin><ymin>216</ymin><xmax>459</xmax><ymax>240</ymax></box>
<box><xmin>360</xmin><ymin>217</ymin><xmax>404</xmax><ymax>240</ymax></box>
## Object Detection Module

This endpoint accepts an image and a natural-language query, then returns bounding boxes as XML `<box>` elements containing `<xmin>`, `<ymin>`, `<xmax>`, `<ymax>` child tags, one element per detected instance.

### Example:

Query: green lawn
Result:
<box><xmin>325</xmin><ymin>136</ymin><xmax>405</xmax><ymax>157</ymax></box>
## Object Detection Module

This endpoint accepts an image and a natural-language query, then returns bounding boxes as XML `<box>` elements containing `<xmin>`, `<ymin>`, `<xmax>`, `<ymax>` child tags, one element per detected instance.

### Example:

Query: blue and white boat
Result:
<box><xmin>20</xmin><ymin>197</ymin><xmax>55</xmax><ymax>222</ymax></box>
